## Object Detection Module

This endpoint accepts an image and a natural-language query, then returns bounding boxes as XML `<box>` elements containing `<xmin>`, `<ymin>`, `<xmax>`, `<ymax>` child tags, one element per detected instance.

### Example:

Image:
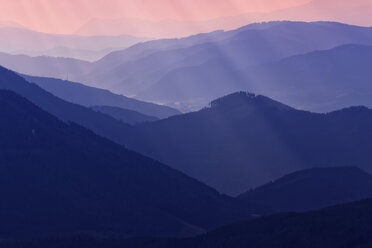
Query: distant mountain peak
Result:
<box><xmin>210</xmin><ymin>91</ymin><xmax>293</xmax><ymax>111</ymax></box>
<box><xmin>210</xmin><ymin>92</ymin><xmax>255</xmax><ymax>107</ymax></box>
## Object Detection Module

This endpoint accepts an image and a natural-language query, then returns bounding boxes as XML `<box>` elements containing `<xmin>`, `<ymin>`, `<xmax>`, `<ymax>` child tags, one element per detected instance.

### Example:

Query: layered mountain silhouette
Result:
<box><xmin>121</xmin><ymin>92</ymin><xmax>372</xmax><ymax>195</ymax></box>
<box><xmin>1</xmin><ymin>21</ymin><xmax>372</xmax><ymax>111</ymax></box>
<box><xmin>0</xmin><ymin>52</ymin><xmax>91</xmax><ymax>80</ymax></box>
<box><xmin>0</xmin><ymin>89</ymin><xmax>253</xmax><ymax>240</ymax></box>
<box><xmin>141</xmin><ymin>43</ymin><xmax>372</xmax><ymax>112</ymax></box>
<box><xmin>0</xmin><ymin>66</ymin><xmax>135</xmax><ymax>146</ymax></box>
<box><xmin>79</xmin><ymin>21</ymin><xmax>372</xmax><ymax>102</ymax></box>
<box><xmin>1</xmin><ymin>5</ymin><xmax>372</xmax><ymax>247</ymax></box>
<box><xmin>91</xmin><ymin>106</ymin><xmax>158</xmax><ymax>125</ymax></box>
<box><xmin>238</xmin><ymin>167</ymin><xmax>372</xmax><ymax>213</ymax></box>
<box><xmin>3</xmin><ymin>199</ymin><xmax>372</xmax><ymax>248</ymax></box>
<box><xmin>22</xmin><ymin>75</ymin><xmax>180</xmax><ymax>119</ymax></box>
<box><xmin>242</xmin><ymin>43</ymin><xmax>372</xmax><ymax>112</ymax></box>
<box><xmin>0</xmin><ymin>27</ymin><xmax>150</xmax><ymax>61</ymax></box>
<box><xmin>5</xmin><ymin>67</ymin><xmax>372</xmax><ymax>197</ymax></box>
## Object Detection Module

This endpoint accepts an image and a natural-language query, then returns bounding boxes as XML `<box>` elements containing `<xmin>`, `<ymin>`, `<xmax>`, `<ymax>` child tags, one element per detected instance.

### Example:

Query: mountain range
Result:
<box><xmin>150</xmin><ymin>43</ymin><xmax>372</xmax><ymax>112</ymax></box>
<box><xmin>1</xmin><ymin>21</ymin><xmax>372</xmax><ymax>111</ymax></box>
<box><xmin>2</xmin><ymin>67</ymin><xmax>372</xmax><ymax>244</ymax></box>
<box><xmin>1</xmin><ymin>3</ymin><xmax>372</xmax><ymax>247</ymax></box>
<box><xmin>3</xmin><ymin>63</ymin><xmax>372</xmax><ymax>196</ymax></box>
<box><xmin>60</xmin><ymin>21</ymin><xmax>372</xmax><ymax>106</ymax></box>
<box><xmin>0</xmin><ymin>66</ymin><xmax>135</xmax><ymax>146</ymax></box>
<box><xmin>122</xmin><ymin>92</ymin><xmax>372</xmax><ymax>195</ymax></box>
<box><xmin>0</xmin><ymin>27</ymin><xmax>150</xmax><ymax>61</ymax></box>
<box><xmin>22</xmin><ymin>75</ymin><xmax>180</xmax><ymax>119</ymax></box>
<box><xmin>2</xmin><ymin>87</ymin><xmax>372</xmax><ymax>242</ymax></box>
<box><xmin>241</xmin><ymin>44</ymin><xmax>372</xmax><ymax>112</ymax></box>
<box><xmin>0</xmin><ymin>89</ymin><xmax>252</xmax><ymax>240</ymax></box>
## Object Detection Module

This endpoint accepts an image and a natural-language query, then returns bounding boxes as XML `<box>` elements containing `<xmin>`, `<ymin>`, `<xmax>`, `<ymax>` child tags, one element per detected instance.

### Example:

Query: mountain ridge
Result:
<box><xmin>238</xmin><ymin>167</ymin><xmax>372</xmax><ymax>213</ymax></box>
<box><xmin>0</xmin><ymin>66</ymin><xmax>136</xmax><ymax>146</ymax></box>
<box><xmin>22</xmin><ymin>74</ymin><xmax>180</xmax><ymax>119</ymax></box>
<box><xmin>0</xmin><ymin>89</ymin><xmax>253</xmax><ymax>239</ymax></box>
<box><xmin>3</xmin><ymin>21</ymin><xmax>372</xmax><ymax>108</ymax></box>
<box><xmin>0</xmin><ymin>26</ymin><xmax>150</xmax><ymax>61</ymax></box>
<box><xmin>120</xmin><ymin>91</ymin><xmax>372</xmax><ymax>195</ymax></box>
<box><xmin>91</xmin><ymin>105</ymin><xmax>159</xmax><ymax>124</ymax></box>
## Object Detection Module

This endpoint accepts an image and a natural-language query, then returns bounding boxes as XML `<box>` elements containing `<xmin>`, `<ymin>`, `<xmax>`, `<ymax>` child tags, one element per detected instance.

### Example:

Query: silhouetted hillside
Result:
<box><xmin>190</xmin><ymin>199</ymin><xmax>372</xmax><ymax>248</ymax></box>
<box><xmin>22</xmin><ymin>74</ymin><xmax>180</xmax><ymax>118</ymax></box>
<box><xmin>123</xmin><ymin>92</ymin><xmax>372</xmax><ymax>195</ymax></box>
<box><xmin>0</xmin><ymin>90</ymin><xmax>252</xmax><ymax>240</ymax></box>
<box><xmin>91</xmin><ymin>105</ymin><xmax>158</xmax><ymax>124</ymax></box>
<box><xmin>3</xmin><ymin>199</ymin><xmax>372</xmax><ymax>248</ymax></box>
<box><xmin>239</xmin><ymin>167</ymin><xmax>372</xmax><ymax>212</ymax></box>
<box><xmin>0</xmin><ymin>66</ymin><xmax>134</xmax><ymax>146</ymax></box>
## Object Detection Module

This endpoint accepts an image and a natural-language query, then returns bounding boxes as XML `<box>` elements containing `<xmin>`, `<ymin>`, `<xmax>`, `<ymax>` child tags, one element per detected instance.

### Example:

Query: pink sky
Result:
<box><xmin>0</xmin><ymin>0</ymin><xmax>371</xmax><ymax>36</ymax></box>
<box><xmin>0</xmin><ymin>0</ymin><xmax>310</xmax><ymax>34</ymax></box>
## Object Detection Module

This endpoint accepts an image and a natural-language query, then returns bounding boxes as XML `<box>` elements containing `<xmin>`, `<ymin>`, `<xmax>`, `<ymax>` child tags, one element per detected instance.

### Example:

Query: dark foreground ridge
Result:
<box><xmin>2</xmin><ymin>199</ymin><xmax>372</xmax><ymax>248</ymax></box>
